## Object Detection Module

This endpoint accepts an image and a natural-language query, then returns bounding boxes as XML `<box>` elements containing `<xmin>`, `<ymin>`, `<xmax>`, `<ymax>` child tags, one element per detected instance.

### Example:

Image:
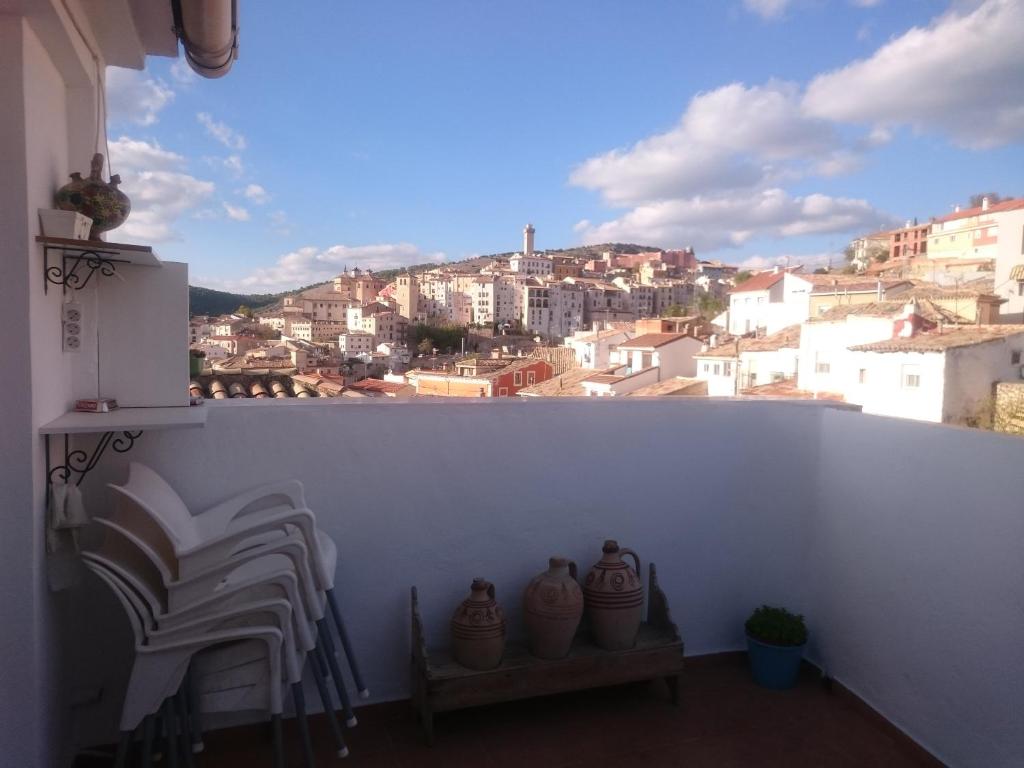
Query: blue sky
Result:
<box><xmin>105</xmin><ymin>0</ymin><xmax>1024</xmax><ymax>292</ymax></box>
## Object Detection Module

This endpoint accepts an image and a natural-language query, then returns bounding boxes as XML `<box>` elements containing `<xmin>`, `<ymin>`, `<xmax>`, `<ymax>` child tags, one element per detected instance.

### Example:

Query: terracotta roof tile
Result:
<box><xmin>849</xmin><ymin>325</ymin><xmax>1024</xmax><ymax>353</ymax></box>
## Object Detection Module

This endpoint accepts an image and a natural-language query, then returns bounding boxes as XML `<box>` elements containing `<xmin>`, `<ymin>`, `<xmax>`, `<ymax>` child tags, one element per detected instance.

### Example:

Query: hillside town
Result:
<box><xmin>189</xmin><ymin>200</ymin><xmax>1024</xmax><ymax>434</ymax></box>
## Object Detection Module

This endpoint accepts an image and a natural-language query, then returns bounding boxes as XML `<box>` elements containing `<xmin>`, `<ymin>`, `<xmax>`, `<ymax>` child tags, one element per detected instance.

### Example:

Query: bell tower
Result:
<box><xmin>523</xmin><ymin>223</ymin><xmax>535</xmax><ymax>257</ymax></box>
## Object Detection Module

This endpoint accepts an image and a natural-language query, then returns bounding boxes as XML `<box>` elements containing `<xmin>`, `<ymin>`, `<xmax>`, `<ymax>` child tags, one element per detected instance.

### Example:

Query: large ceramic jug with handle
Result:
<box><xmin>583</xmin><ymin>540</ymin><xmax>643</xmax><ymax>650</ymax></box>
<box><xmin>451</xmin><ymin>578</ymin><xmax>506</xmax><ymax>670</ymax></box>
<box><xmin>524</xmin><ymin>557</ymin><xmax>583</xmax><ymax>659</ymax></box>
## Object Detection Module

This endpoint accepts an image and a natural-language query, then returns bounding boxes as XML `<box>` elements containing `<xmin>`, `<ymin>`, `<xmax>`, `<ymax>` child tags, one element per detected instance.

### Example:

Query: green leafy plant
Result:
<box><xmin>745</xmin><ymin>605</ymin><xmax>807</xmax><ymax>647</ymax></box>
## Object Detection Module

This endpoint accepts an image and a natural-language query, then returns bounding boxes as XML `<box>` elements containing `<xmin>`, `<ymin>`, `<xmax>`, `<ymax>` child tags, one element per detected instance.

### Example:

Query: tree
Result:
<box><xmin>734</xmin><ymin>270</ymin><xmax>753</xmax><ymax>284</ymax></box>
<box><xmin>813</xmin><ymin>267</ymin><xmax>829</xmax><ymax>274</ymax></box>
<box><xmin>969</xmin><ymin>192</ymin><xmax>1002</xmax><ymax>208</ymax></box>
<box><xmin>696</xmin><ymin>294</ymin><xmax>725</xmax><ymax>319</ymax></box>
<box><xmin>417</xmin><ymin>337</ymin><xmax>435</xmax><ymax>356</ymax></box>
<box><xmin>843</xmin><ymin>245</ymin><xmax>856</xmax><ymax>263</ymax></box>
<box><xmin>662</xmin><ymin>303</ymin><xmax>684</xmax><ymax>317</ymax></box>
<box><xmin>234</xmin><ymin>305</ymin><xmax>254</xmax><ymax>318</ymax></box>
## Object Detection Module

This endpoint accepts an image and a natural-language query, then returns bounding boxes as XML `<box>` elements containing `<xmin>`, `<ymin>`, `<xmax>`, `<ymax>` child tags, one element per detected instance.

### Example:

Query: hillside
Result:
<box><xmin>188</xmin><ymin>243</ymin><xmax>664</xmax><ymax>317</ymax></box>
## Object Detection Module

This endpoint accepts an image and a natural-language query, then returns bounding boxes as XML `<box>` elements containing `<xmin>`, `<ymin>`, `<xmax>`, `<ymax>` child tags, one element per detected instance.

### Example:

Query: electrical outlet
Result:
<box><xmin>63</xmin><ymin>301</ymin><xmax>82</xmax><ymax>353</ymax></box>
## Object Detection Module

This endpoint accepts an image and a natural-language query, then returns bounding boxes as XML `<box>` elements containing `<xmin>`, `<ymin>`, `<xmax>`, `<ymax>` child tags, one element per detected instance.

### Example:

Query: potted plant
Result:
<box><xmin>744</xmin><ymin>605</ymin><xmax>807</xmax><ymax>689</ymax></box>
<box><xmin>189</xmin><ymin>349</ymin><xmax>206</xmax><ymax>377</ymax></box>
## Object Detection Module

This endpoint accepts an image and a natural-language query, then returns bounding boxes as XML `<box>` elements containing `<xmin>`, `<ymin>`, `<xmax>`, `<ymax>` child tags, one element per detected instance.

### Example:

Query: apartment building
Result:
<box><xmin>523</xmin><ymin>280</ymin><xmax>585</xmax><ymax>338</ymax></box>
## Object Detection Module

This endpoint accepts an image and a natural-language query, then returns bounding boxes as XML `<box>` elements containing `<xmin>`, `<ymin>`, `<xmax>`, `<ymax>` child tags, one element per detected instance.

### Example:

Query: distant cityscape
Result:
<box><xmin>190</xmin><ymin>198</ymin><xmax>1024</xmax><ymax>434</ymax></box>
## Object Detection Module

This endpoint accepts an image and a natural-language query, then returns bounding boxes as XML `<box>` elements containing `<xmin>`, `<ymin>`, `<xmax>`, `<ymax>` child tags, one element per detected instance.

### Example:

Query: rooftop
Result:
<box><xmin>697</xmin><ymin>325</ymin><xmax>801</xmax><ymax>358</ymax></box>
<box><xmin>516</xmin><ymin>367</ymin><xmax>611</xmax><ymax>397</ymax></box>
<box><xmin>849</xmin><ymin>325</ymin><xmax>1024</xmax><ymax>353</ymax></box>
<box><xmin>626</xmin><ymin>377</ymin><xmax>707</xmax><ymax>397</ymax></box>
<box><xmin>932</xmin><ymin>197</ymin><xmax>1024</xmax><ymax>223</ymax></box>
<box><xmin>729</xmin><ymin>270</ymin><xmax>787</xmax><ymax>293</ymax></box>
<box><xmin>617</xmin><ymin>333</ymin><xmax>692</xmax><ymax>350</ymax></box>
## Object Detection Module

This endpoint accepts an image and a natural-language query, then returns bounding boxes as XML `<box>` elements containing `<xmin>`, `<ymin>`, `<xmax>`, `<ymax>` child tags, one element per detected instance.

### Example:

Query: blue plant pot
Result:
<box><xmin>746</xmin><ymin>635</ymin><xmax>805</xmax><ymax>689</ymax></box>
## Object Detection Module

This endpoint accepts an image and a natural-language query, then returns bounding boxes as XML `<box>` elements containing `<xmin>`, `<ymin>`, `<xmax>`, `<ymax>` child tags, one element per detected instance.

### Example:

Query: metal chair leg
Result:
<box><xmin>308</xmin><ymin>655</ymin><xmax>349</xmax><ymax>758</ymax></box>
<box><xmin>113</xmin><ymin>730</ymin><xmax>132</xmax><ymax>768</ymax></box>
<box><xmin>318</xmin><ymin>619</ymin><xmax>357</xmax><ymax>726</ymax></box>
<box><xmin>291</xmin><ymin>683</ymin><xmax>315</xmax><ymax>768</ymax></box>
<box><xmin>271</xmin><ymin>714</ymin><xmax>284</xmax><ymax>768</ymax></box>
<box><xmin>163</xmin><ymin>697</ymin><xmax>179</xmax><ymax>768</ymax></box>
<box><xmin>326</xmin><ymin>589</ymin><xmax>369</xmax><ymax>698</ymax></box>
<box><xmin>141</xmin><ymin>714</ymin><xmax>155</xmax><ymax>768</ymax></box>
<box><xmin>175</xmin><ymin>688</ymin><xmax>195</xmax><ymax>768</ymax></box>
<box><xmin>185</xmin><ymin>667</ymin><xmax>204</xmax><ymax>754</ymax></box>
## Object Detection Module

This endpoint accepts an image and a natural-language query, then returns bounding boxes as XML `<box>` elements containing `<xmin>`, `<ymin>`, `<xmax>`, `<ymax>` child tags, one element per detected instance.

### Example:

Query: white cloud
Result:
<box><xmin>570</xmin><ymin>82</ymin><xmax>839</xmax><ymax>206</ymax></box>
<box><xmin>850</xmin><ymin>0</ymin><xmax>882</xmax><ymax>7</ymax></box>
<box><xmin>197</xmin><ymin>112</ymin><xmax>247</xmax><ymax>151</ymax></box>
<box><xmin>243</xmin><ymin>184</ymin><xmax>269</xmax><ymax>204</ymax></box>
<box><xmin>223</xmin><ymin>203</ymin><xmax>250</xmax><ymax>222</ymax></box>
<box><xmin>108</xmin><ymin>136</ymin><xmax>215</xmax><ymax>242</ymax></box>
<box><xmin>737</xmin><ymin>252</ymin><xmax>838</xmax><ymax>270</ymax></box>
<box><xmin>215</xmin><ymin>244</ymin><xmax>447</xmax><ymax>293</ymax></box>
<box><xmin>169</xmin><ymin>59</ymin><xmax>197</xmax><ymax>86</ymax></box>
<box><xmin>803</xmin><ymin>0</ymin><xmax>1024</xmax><ymax>148</ymax></box>
<box><xmin>743</xmin><ymin>0</ymin><xmax>791</xmax><ymax>19</ymax></box>
<box><xmin>575</xmin><ymin>189</ymin><xmax>896</xmax><ymax>252</ymax></box>
<box><xmin>223</xmin><ymin>155</ymin><xmax>245</xmax><ymax>177</ymax></box>
<box><xmin>106</xmin><ymin>67</ymin><xmax>174</xmax><ymax>126</ymax></box>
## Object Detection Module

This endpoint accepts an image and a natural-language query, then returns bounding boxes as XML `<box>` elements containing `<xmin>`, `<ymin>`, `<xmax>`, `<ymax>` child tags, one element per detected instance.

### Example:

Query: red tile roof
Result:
<box><xmin>617</xmin><ymin>333</ymin><xmax>693</xmax><ymax>350</ymax></box>
<box><xmin>932</xmin><ymin>198</ymin><xmax>1024</xmax><ymax>223</ymax></box>
<box><xmin>729</xmin><ymin>270</ymin><xmax>786</xmax><ymax>293</ymax></box>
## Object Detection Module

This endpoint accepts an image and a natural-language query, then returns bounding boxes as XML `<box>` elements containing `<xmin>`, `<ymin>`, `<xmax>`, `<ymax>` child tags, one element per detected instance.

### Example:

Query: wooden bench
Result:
<box><xmin>410</xmin><ymin>563</ymin><xmax>684</xmax><ymax>744</ymax></box>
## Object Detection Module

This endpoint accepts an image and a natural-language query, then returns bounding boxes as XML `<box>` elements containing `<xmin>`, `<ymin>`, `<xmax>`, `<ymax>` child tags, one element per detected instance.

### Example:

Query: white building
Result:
<box><xmin>509</xmin><ymin>253</ymin><xmax>553</xmax><ymax>276</ymax></box>
<box><xmin>993</xmin><ymin>206</ymin><xmax>1024</xmax><ymax>323</ymax></box>
<box><xmin>616</xmin><ymin>333</ymin><xmax>702</xmax><ymax>378</ymax></box>
<box><xmin>695</xmin><ymin>326</ymin><xmax>802</xmax><ymax>396</ymax></box>
<box><xmin>565</xmin><ymin>327</ymin><xmax>635</xmax><ymax>369</ymax></box>
<box><xmin>522</xmin><ymin>280</ymin><xmax>585</xmax><ymax>339</ymax></box>
<box><xmin>338</xmin><ymin>332</ymin><xmax>376</xmax><ymax>358</ymax></box>
<box><xmin>847</xmin><ymin>326</ymin><xmax>1024</xmax><ymax>424</ymax></box>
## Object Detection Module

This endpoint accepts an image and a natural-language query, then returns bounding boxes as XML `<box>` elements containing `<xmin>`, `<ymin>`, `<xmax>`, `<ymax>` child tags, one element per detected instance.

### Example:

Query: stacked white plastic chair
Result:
<box><xmin>85</xmin><ymin>462</ymin><xmax>366</xmax><ymax>767</ymax></box>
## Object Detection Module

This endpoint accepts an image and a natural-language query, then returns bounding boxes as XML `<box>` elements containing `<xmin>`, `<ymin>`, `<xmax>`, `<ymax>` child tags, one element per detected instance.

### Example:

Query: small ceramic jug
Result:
<box><xmin>524</xmin><ymin>557</ymin><xmax>584</xmax><ymax>659</ymax></box>
<box><xmin>583</xmin><ymin>540</ymin><xmax>643</xmax><ymax>650</ymax></box>
<box><xmin>451</xmin><ymin>578</ymin><xmax>506</xmax><ymax>670</ymax></box>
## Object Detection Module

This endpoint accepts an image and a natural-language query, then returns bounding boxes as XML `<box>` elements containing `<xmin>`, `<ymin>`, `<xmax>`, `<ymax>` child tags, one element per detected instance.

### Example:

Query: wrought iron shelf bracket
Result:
<box><xmin>41</xmin><ymin>243</ymin><xmax>129</xmax><ymax>294</ymax></box>
<box><xmin>45</xmin><ymin>431</ymin><xmax>143</xmax><ymax>505</ymax></box>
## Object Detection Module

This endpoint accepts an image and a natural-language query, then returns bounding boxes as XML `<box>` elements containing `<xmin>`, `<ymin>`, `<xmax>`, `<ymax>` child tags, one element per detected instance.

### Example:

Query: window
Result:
<box><xmin>858</xmin><ymin>368</ymin><xmax>867</xmax><ymax>384</ymax></box>
<box><xmin>902</xmin><ymin>364</ymin><xmax>921</xmax><ymax>388</ymax></box>
<box><xmin>1012</xmin><ymin>351</ymin><xmax>1021</xmax><ymax>365</ymax></box>
<box><xmin>723</xmin><ymin>362</ymin><xmax>732</xmax><ymax>376</ymax></box>
<box><xmin>514</xmin><ymin>371</ymin><xmax>523</xmax><ymax>386</ymax></box>
<box><xmin>527</xmin><ymin>371</ymin><xmax>536</xmax><ymax>385</ymax></box>
<box><xmin>499</xmin><ymin>387</ymin><xmax>508</xmax><ymax>396</ymax></box>
<box><xmin>713</xmin><ymin>363</ymin><xmax>721</xmax><ymax>375</ymax></box>
<box><xmin>703</xmin><ymin>363</ymin><xmax>709</xmax><ymax>373</ymax></box>
<box><xmin>815</xmin><ymin>353</ymin><xmax>830</xmax><ymax>375</ymax></box>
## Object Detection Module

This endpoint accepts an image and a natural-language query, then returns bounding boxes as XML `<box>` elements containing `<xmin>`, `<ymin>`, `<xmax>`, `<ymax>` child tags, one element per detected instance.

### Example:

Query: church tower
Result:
<box><xmin>523</xmin><ymin>223</ymin><xmax>535</xmax><ymax>256</ymax></box>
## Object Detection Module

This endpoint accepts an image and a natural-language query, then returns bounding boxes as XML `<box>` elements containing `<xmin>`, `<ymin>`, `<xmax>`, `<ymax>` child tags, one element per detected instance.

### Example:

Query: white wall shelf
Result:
<box><xmin>39</xmin><ymin>406</ymin><xmax>206</xmax><ymax>435</ymax></box>
<box><xmin>36</xmin><ymin>236</ymin><xmax>162</xmax><ymax>294</ymax></box>
<box><xmin>41</xmin><ymin>407</ymin><xmax>206</xmax><ymax>498</ymax></box>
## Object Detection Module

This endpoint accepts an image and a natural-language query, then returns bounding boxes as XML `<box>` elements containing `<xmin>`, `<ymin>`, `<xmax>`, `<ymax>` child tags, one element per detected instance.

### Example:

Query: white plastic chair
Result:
<box><xmin>82</xmin><ymin>537</ymin><xmax>351</xmax><ymax>760</ymax></box>
<box><xmin>84</xmin><ymin>560</ymin><xmax>285</xmax><ymax>768</ymax></box>
<box><xmin>92</xmin><ymin>512</ymin><xmax>357</xmax><ymax>729</ymax></box>
<box><xmin>109</xmin><ymin>463</ymin><xmax>368</xmax><ymax>699</ymax></box>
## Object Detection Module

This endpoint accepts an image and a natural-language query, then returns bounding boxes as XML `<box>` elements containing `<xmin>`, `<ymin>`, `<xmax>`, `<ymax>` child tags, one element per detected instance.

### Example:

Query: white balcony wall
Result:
<box><xmin>71</xmin><ymin>398</ymin><xmax>823</xmax><ymax>743</ymax></box>
<box><xmin>813</xmin><ymin>409</ymin><xmax>1024</xmax><ymax>767</ymax></box>
<box><xmin>64</xmin><ymin>399</ymin><xmax>1024</xmax><ymax>767</ymax></box>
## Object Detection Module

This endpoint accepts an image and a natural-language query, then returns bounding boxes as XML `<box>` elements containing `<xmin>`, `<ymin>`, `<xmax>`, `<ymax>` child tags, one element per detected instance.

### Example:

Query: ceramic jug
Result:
<box><xmin>451</xmin><ymin>578</ymin><xmax>506</xmax><ymax>670</ymax></box>
<box><xmin>524</xmin><ymin>557</ymin><xmax>583</xmax><ymax>659</ymax></box>
<box><xmin>583</xmin><ymin>540</ymin><xmax>643</xmax><ymax>650</ymax></box>
<box><xmin>55</xmin><ymin>153</ymin><xmax>130</xmax><ymax>239</ymax></box>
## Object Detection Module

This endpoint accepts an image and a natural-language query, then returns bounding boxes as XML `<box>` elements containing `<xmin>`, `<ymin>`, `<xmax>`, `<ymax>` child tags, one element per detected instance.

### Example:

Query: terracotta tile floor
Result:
<box><xmin>185</xmin><ymin>655</ymin><xmax>938</xmax><ymax>767</ymax></box>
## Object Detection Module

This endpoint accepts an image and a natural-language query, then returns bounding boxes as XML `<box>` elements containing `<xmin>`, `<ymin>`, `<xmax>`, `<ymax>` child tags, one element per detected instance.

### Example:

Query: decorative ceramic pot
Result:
<box><xmin>55</xmin><ymin>153</ymin><xmax>130</xmax><ymax>239</ymax></box>
<box><xmin>524</xmin><ymin>557</ymin><xmax>583</xmax><ymax>660</ymax></box>
<box><xmin>583</xmin><ymin>540</ymin><xmax>643</xmax><ymax>650</ymax></box>
<box><xmin>451</xmin><ymin>578</ymin><xmax>506</xmax><ymax>670</ymax></box>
